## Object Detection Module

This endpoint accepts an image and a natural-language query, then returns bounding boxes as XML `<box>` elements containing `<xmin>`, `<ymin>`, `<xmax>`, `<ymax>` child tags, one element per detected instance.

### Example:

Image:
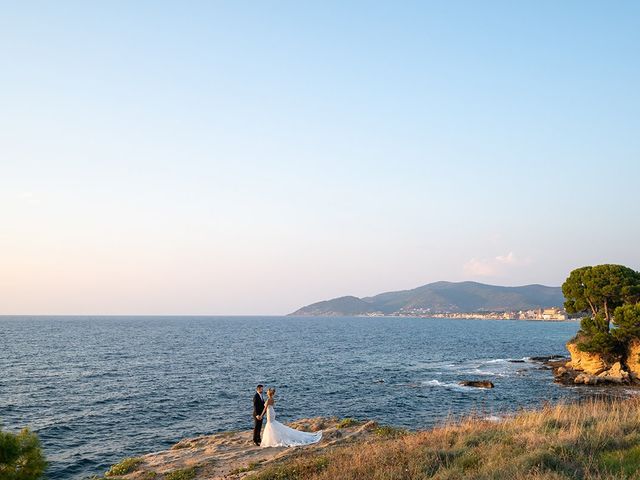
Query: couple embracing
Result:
<box><xmin>252</xmin><ymin>384</ymin><xmax>322</xmax><ymax>448</ymax></box>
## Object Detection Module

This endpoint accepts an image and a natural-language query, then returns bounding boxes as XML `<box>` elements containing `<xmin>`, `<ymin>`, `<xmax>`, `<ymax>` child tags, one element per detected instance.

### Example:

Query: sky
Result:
<box><xmin>1</xmin><ymin>1</ymin><xmax>639</xmax><ymax>315</ymax></box>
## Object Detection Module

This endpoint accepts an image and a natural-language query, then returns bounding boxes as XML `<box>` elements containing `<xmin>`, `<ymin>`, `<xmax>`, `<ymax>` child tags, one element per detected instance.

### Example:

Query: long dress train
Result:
<box><xmin>261</xmin><ymin>405</ymin><xmax>322</xmax><ymax>447</ymax></box>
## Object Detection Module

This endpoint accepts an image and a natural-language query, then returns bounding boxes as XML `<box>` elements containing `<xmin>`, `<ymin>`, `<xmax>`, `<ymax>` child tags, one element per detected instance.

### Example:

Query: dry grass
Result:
<box><xmin>247</xmin><ymin>397</ymin><xmax>640</xmax><ymax>480</ymax></box>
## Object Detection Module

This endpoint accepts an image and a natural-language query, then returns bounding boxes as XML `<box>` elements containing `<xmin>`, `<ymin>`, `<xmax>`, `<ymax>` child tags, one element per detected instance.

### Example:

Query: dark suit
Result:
<box><xmin>253</xmin><ymin>392</ymin><xmax>265</xmax><ymax>445</ymax></box>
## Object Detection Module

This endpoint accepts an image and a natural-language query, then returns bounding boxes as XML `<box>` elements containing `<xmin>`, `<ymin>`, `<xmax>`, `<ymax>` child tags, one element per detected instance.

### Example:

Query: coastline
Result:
<box><xmin>99</xmin><ymin>396</ymin><xmax>640</xmax><ymax>480</ymax></box>
<box><xmin>96</xmin><ymin>417</ymin><xmax>375</xmax><ymax>479</ymax></box>
<box><xmin>2</xmin><ymin>317</ymin><xmax>581</xmax><ymax>479</ymax></box>
<box><xmin>288</xmin><ymin>314</ymin><xmax>579</xmax><ymax>322</ymax></box>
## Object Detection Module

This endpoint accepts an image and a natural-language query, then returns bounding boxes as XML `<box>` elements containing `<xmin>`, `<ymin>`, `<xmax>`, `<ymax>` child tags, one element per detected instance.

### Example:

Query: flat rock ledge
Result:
<box><xmin>103</xmin><ymin>417</ymin><xmax>378</xmax><ymax>480</ymax></box>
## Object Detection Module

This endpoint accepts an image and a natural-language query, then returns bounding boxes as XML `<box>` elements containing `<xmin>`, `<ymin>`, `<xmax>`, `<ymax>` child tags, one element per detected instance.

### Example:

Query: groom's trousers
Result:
<box><xmin>253</xmin><ymin>416</ymin><xmax>263</xmax><ymax>445</ymax></box>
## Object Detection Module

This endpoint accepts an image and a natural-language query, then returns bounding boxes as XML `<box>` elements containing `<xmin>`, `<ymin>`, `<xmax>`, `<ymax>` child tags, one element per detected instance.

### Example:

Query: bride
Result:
<box><xmin>259</xmin><ymin>388</ymin><xmax>322</xmax><ymax>448</ymax></box>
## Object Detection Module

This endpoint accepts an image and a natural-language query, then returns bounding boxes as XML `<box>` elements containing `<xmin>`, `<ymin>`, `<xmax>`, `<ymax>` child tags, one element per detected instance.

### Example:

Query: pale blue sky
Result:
<box><xmin>1</xmin><ymin>1</ymin><xmax>639</xmax><ymax>314</ymax></box>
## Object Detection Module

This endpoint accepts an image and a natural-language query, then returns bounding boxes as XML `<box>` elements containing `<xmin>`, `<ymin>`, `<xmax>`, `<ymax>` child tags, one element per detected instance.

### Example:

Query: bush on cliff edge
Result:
<box><xmin>0</xmin><ymin>426</ymin><xmax>47</xmax><ymax>480</ymax></box>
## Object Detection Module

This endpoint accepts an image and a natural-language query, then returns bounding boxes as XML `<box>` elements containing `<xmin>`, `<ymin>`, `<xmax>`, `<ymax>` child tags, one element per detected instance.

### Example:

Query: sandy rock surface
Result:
<box><xmin>626</xmin><ymin>339</ymin><xmax>640</xmax><ymax>381</ymax></box>
<box><xmin>108</xmin><ymin>417</ymin><xmax>377</xmax><ymax>479</ymax></box>
<box><xmin>565</xmin><ymin>342</ymin><xmax>608</xmax><ymax>375</ymax></box>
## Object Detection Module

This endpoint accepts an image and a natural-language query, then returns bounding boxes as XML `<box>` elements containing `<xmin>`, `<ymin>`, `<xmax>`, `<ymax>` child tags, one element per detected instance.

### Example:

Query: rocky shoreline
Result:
<box><xmin>542</xmin><ymin>339</ymin><xmax>640</xmax><ymax>387</ymax></box>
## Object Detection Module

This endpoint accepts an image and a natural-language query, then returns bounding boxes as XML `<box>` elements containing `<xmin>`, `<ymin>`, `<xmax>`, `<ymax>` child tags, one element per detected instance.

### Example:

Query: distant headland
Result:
<box><xmin>289</xmin><ymin>281</ymin><xmax>564</xmax><ymax>317</ymax></box>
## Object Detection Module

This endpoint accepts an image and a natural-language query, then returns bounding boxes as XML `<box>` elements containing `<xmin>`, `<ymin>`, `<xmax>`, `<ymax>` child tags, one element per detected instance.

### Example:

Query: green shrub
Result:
<box><xmin>576</xmin><ymin>317</ymin><xmax>621</xmax><ymax>355</ymax></box>
<box><xmin>336</xmin><ymin>418</ymin><xmax>359</xmax><ymax>429</ymax></box>
<box><xmin>164</xmin><ymin>467</ymin><xmax>197</xmax><ymax>480</ymax></box>
<box><xmin>600</xmin><ymin>445</ymin><xmax>640</xmax><ymax>476</ymax></box>
<box><xmin>247</xmin><ymin>456</ymin><xmax>328</xmax><ymax>480</ymax></box>
<box><xmin>105</xmin><ymin>457</ymin><xmax>142</xmax><ymax>476</ymax></box>
<box><xmin>0</xmin><ymin>426</ymin><xmax>47</xmax><ymax>480</ymax></box>
<box><xmin>453</xmin><ymin>450</ymin><xmax>481</xmax><ymax>471</ymax></box>
<box><xmin>374</xmin><ymin>425</ymin><xmax>407</xmax><ymax>438</ymax></box>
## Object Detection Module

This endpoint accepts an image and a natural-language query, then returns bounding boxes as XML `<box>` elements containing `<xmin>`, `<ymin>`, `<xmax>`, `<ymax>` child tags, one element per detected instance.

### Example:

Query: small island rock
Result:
<box><xmin>459</xmin><ymin>380</ymin><xmax>494</xmax><ymax>388</ymax></box>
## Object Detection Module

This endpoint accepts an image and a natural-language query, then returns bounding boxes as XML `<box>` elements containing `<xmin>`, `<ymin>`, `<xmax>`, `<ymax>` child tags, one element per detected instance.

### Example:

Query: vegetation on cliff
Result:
<box><xmin>246</xmin><ymin>397</ymin><xmax>640</xmax><ymax>480</ymax></box>
<box><xmin>563</xmin><ymin>264</ymin><xmax>640</xmax><ymax>357</ymax></box>
<box><xmin>0</xmin><ymin>426</ymin><xmax>47</xmax><ymax>480</ymax></box>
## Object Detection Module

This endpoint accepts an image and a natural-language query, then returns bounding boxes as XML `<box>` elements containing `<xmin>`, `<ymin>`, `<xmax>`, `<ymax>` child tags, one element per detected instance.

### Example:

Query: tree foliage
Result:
<box><xmin>612</xmin><ymin>303</ymin><xmax>640</xmax><ymax>344</ymax></box>
<box><xmin>0</xmin><ymin>427</ymin><xmax>47</xmax><ymax>480</ymax></box>
<box><xmin>563</xmin><ymin>265</ymin><xmax>640</xmax><ymax>354</ymax></box>
<box><xmin>563</xmin><ymin>264</ymin><xmax>640</xmax><ymax>331</ymax></box>
<box><xmin>575</xmin><ymin>316</ymin><xmax>620</xmax><ymax>354</ymax></box>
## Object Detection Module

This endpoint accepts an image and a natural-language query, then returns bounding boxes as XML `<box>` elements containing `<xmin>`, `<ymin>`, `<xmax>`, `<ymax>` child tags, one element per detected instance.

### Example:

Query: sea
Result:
<box><xmin>0</xmin><ymin>315</ymin><xmax>617</xmax><ymax>479</ymax></box>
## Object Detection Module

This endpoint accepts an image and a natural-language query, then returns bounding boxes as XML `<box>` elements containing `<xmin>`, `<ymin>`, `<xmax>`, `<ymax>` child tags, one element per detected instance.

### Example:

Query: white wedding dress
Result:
<box><xmin>261</xmin><ymin>404</ymin><xmax>322</xmax><ymax>448</ymax></box>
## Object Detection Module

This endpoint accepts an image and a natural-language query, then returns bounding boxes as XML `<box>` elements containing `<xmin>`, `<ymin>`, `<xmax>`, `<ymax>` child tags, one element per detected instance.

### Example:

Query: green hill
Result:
<box><xmin>289</xmin><ymin>281</ymin><xmax>563</xmax><ymax>316</ymax></box>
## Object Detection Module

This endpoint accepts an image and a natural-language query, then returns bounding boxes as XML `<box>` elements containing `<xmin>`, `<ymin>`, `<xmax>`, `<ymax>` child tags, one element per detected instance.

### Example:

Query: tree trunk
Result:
<box><xmin>586</xmin><ymin>298</ymin><xmax>598</xmax><ymax>319</ymax></box>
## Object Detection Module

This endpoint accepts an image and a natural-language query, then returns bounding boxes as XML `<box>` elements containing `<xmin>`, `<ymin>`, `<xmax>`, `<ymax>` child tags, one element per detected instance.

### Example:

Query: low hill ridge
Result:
<box><xmin>289</xmin><ymin>281</ymin><xmax>563</xmax><ymax>316</ymax></box>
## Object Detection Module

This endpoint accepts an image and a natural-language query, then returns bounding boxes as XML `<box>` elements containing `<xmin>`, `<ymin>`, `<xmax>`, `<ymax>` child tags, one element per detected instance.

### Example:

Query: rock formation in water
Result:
<box><xmin>459</xmin><ymin>380</ymin><xmax>494</xmax><ymax>388</ymax></box>
<box><xmin>554</xmin><ymin>340</ymin><xmax>640</xmax><ymax>385</ymax></box>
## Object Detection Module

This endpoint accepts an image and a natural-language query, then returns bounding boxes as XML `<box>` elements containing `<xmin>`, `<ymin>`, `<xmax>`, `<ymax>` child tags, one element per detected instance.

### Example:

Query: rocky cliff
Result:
<box><xmin>557</xmin><ymin>340</ymin><xmax>640</xmax><ymax>385</ymax></box>
<box><xmin>626</xmin><ymin>339</ymin><xmax>640</xmax><ymax>381</ymax></box>
<box><xmin>565</xmin><ymin>342</ymin><xmax>609</xmax><ymax>375</ymax></box>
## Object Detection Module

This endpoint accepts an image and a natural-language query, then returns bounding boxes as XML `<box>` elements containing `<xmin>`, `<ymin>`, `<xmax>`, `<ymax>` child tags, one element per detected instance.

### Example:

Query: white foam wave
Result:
<box><xmin>410</xmin><ymin>357</ymin><xmax>536</xmax><ymax>379</ymax></box>
<box><xmin>423</xmin><ymin>379</ymin><xmax>450</xmax><ymax>387</ymax></box>
<box><xmin>467</xmin><ymin>368</ymin><xmax>498</xmax><ymax>376</ymax></box>
<box><xmin>421</xmin><ymin>379</ymin><xmax>487</xmax><ymax>392</ymax></box>
<box><xmin>485</xmin><ymin>357</ymin><xmax>529</xmax><ymax>364</ymax></box>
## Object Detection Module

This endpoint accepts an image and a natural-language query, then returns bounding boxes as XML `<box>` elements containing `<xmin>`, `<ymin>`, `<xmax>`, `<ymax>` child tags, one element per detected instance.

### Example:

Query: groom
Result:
<box><xmin>252</xmin><ymin>384</ymin><xmax>265</xmax><ymax>446</ymax></box>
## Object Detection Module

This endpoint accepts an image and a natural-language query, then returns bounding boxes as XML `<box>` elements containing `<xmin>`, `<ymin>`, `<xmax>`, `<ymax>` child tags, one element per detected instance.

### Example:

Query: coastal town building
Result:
<box><xmin>363</xmin><ymin>307</ymin><xmax>569</xmax><ymax>320</ymax></box>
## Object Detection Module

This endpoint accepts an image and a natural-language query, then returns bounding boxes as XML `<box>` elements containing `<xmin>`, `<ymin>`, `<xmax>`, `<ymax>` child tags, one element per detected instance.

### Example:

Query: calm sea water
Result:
<box><xmin>1</xmin><ymin>316</ymin><xmax>588</xmax><ymax>479</ymax></box>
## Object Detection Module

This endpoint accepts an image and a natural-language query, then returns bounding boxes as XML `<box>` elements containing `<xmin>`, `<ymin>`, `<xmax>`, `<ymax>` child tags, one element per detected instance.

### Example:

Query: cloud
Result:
<box><xmin>17</xmin><ymin>191</ymin><xmax>40</xmax><ymax>205</ymax></box>
<box><xmin>463</xmin><ymin>252</ymin><xmax>531</xmax><ymax>277</ymax></box>
<box><xmin>463</xmin><ymin>258</ymin><xmax>499</xmax><ymax>276</ymax></box>
<box><xmin>496</xmin><ymin>252</ymin><xmax>520</xmax><ymax>265</ymax></box>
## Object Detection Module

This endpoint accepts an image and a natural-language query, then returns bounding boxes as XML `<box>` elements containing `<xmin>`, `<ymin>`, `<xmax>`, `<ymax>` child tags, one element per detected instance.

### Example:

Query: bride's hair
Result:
<box><xmin>267</xmin><ymin>387</ymin><xmax>276</xmax><ymax>397</ymax></box>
